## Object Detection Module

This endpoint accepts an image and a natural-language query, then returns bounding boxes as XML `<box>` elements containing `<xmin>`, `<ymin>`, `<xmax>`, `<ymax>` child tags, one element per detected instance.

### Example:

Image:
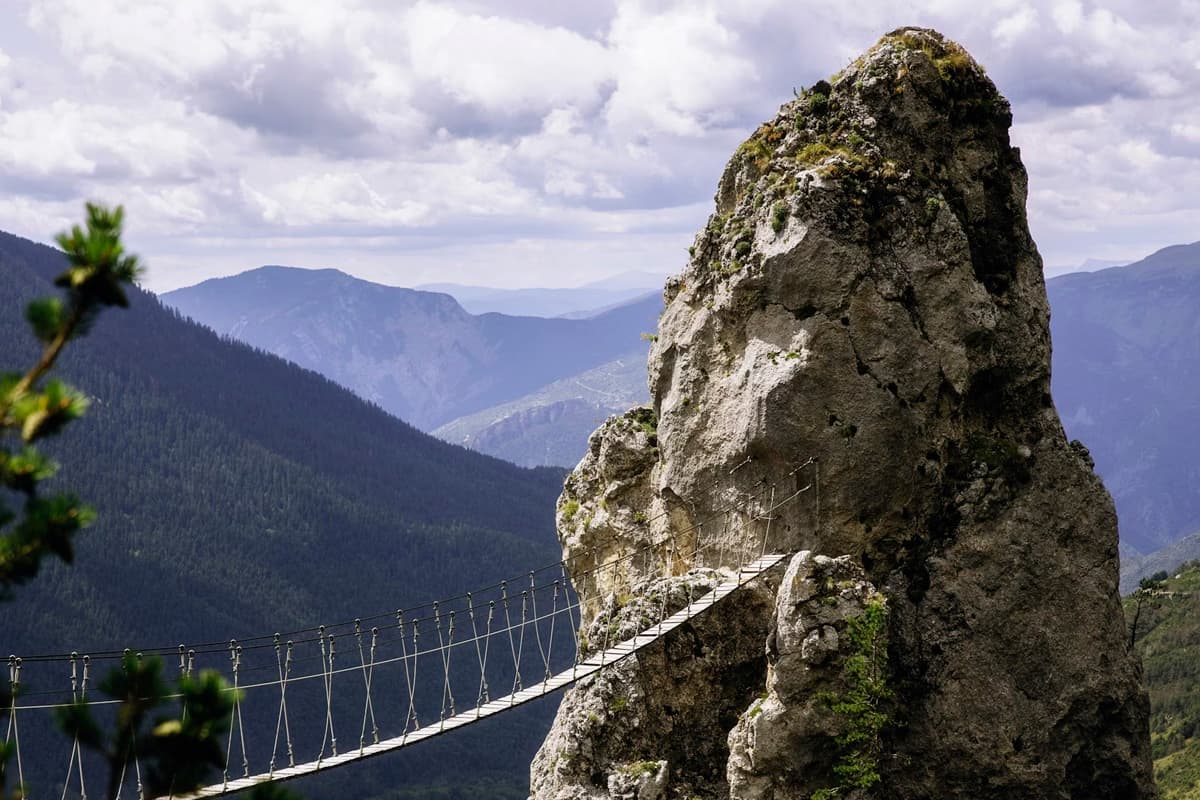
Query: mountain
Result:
<box><xmin>433</xmin><ymin>351</ymin><xmax>649</xmax><ymax>468</ymax></box>
<box><xmin>1123</xmin><ymin>529</ymin><xmax>1200</xmax><ymax>593</ymax></box>
<box><xmin>1045</xmin><ymin>257</ymin><xmax>1129</xmax><ymax>278</ymax></box>
<box><xmin>0</xmin><ymin>230</ymin><xmax>565</xmax><ymax>798</ymax></box>
<box><xmin>413</xmin><ymin>281</ymin><xmax>660</xmax><ymax>318</ymax></box>
<box><xmin>558</xmin><ymin>290</ymin><xmax>660</xmax><ymax>320</ymax></box>
<box><xmin>442</xmin><ymin>240</ymin><xmax>1200</xmax><ymax>482</ymax></box>
<box><xmin>578</xmin><ymin>271</ymin><xmax>673</xmax><ymax>291</ymax></box>
<box><xmin>161</xmin><ymin>246</ymin><xmax>1200</xmax><ymax>562</ymax></box>
<box><xmin>1048</xmin><ymin>241</ymin><xmax>1200</xmax><ymax>557</ymax></box>
<box><xmin>162</xmin><ymin>267</ymin><xmax>661</xmax><ymax>430</ymax></box>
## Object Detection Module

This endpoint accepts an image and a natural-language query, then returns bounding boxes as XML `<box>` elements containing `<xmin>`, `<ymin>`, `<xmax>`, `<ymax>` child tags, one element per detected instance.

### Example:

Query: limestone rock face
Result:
<box><xmin>530</xmin><ymin>570</ymin><xmax>778</xmax><ymax>800</ymax></box>
<box><xmin>534</xmin><ymin>27</ymin><xmax>1154</xmax><ymax>800</ymax></box>
<box><xmin>727</xmin><ymin>552</ymin><xmax>883</xmax><ymax>800</ymax></box>
<box><xmin>555</xmin><ymin>407</ymin><xmax>663</xmax><ymax>619</ymax></box>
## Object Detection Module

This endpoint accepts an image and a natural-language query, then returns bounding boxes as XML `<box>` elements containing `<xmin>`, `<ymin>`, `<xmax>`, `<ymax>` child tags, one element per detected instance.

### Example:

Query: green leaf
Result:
<box><xmin>152</xmin><ymin>719</ymin><xmax>183</xmax><ymax>737</ymax></box>
<box><xmin>20</xmin><ymin>408</ymin><xmax>46</xmax><ymax>442</ymax></box>
<box><xmin>14</xmin><ymin>493</ymin><xmax>95</xmax><ymax>564</ymax></box>
<box><xmin>0</xmin><ymin>490</ymin><xmax>95</xmax><ymax>592</ymax></box>
<box><xmin>101</xmin><ymin>652</ymin><xmax>171</xmax><ymax>740</ymax></box>
<box><xmin>0</xmin><ymin>373</ymin><xmax>19</xmax><ymax>407</ymax></box>
<box><xmin>1</xmin><ymin>447</ymin><xmax>59</xmax><ymax>493</ymax></box>
<box><xmin>25</xmin><ymin>297</ymin><xmax>65</xmax><ymax>343</ymax></box>
<box><xmin>16</xmin><ymin>380</ymin><xmax>89</xmax><ymax>442</ymax></box>
<box><xmin>1</xmin><ymin>201</ymin><xmax>139</xmax><ymax>600</ymax></box>
<box><xmin>53</xmin><ymin>203</ymin><xmax>142</xmax><ymax>311</ymax></box>
<box><xmin>136</xmin><ymin>668</ymin><xmax>235</xmax><ymax>797</ymax></box>
<box><xmin>56</xmin><ymin>699</ymin><xmax>106</xmax><ymax>750</ymax></box>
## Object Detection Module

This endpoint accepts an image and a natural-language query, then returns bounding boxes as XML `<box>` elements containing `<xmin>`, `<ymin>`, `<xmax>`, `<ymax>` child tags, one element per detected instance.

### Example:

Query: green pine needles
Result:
<box><xmin>812</xmin><ymin>595</ymin><xmax>893</xmax><ymax>800</ymax></box>
<box><xmin>0</xmin><ymin>202</ymin><xmax>141</xmax><ymax>597</ymax></box>
<box><xmin>56</xmin><ymin>653</ymin><xmax>235</xmax><ymax>800</ymax></box>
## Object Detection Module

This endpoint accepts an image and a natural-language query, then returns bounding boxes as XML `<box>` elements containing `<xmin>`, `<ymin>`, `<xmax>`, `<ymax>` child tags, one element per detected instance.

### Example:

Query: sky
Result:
<box><xmin>0</xmin><ymin>0</ymin><xmax>1197</xmax><ymax>293</ymax></box>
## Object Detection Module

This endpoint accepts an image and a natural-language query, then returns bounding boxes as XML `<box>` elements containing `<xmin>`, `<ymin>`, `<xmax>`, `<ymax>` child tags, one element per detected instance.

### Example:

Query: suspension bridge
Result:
<box><xmin>3</xmin><ymin>460</ymin><xmax>818</xmax><ymax>800</ymax></box>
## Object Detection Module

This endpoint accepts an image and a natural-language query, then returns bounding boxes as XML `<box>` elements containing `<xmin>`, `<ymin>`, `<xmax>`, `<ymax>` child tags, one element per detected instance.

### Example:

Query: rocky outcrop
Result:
<box><xmin>727</xmin><ymin>552</ymin><xmax>884</xmax><ymax>800</ymax></box>
<box><xmin>533</xmin><ymin>27</ymin><xmax>1154</xmax><ymax>800</ymax></box>
<box><xmin>530</xmin><ymin>567</ymin><xmax>778</xmax><ymax>800</ymax></box>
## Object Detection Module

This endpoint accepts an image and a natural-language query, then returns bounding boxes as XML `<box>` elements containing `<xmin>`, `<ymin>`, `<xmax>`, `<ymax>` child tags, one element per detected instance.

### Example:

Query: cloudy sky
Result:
<box><xmin>0</xmin><ymin>0</ymin><xmax>1197</xmax><ymax>292</ymax></box>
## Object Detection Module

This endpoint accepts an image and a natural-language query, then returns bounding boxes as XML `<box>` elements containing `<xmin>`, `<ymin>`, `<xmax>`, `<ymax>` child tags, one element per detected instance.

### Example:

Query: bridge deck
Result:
<box><xmin>169</xmin><ymin>553</ymin><xmax>788</xmax><ymax>798</ymax></box>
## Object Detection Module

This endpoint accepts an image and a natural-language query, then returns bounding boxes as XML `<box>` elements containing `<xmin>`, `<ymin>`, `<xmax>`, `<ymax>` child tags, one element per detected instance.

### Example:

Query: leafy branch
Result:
<box><xmin>0</xmin><ymin>202</ymin><xmax>141</xmax><ymax>596</ymax></box>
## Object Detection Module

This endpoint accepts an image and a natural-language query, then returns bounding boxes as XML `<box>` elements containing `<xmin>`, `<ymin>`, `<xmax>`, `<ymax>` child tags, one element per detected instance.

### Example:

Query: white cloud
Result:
<box><xmin>0</xmin><ymin>100</ymin><xmax>218</xmax><ymax>182</ymax></box>
<box><xmin>27</xmin><ymin>0</ymin><xmax>236</xmax><ymax>81</ymax></box>
<box><xmin>1139</xmin><ymin>70</ymin><xmax>1186</xmax><ymax>97</ymax></box>
<box><xmin>0</xmin><ymin>102</ymin><xmax>95</xmax><ymax>177</ymax></box>
<box><xmin>995</xmin><ymin>6</ymin><xmax>1039</xmax><ymax>46</ymax></box>
<box><xmin>604</xmin><ymin>3</ymin><xmax>758</xmax><ymax>137</ymax></box>
<box><xmin>1117</xmin><ymin>140</ymin><xmax>1162</xmax><ymax>170</ymax></box>
<box><xmin>403</xmin><ymin>2</ymin><xmax>613</xmax><ymax>116</ymax></box>
<box><xmin>1014</xmin><ymin>89</ymin><xmax>1200</xmax><ymax>266</ymax></box>
<box><xmin>1051</xmin><ymin>0</ymin><xmax>1084</xmax><ymax>33</ymax></box>
<box><xmin>0</xmin><ymin>194</ymin><xmax>75</xmax><ymax>241</ymax></box>
<box><xmin>1</xmin><ymin>0</ymin><xmax>1199</xmax><ymax>291</ymax></box>
<box><xmin>256</xmin><ymin>172</ymin><xmax>432</xmax><ymax>227</ymax></box>
<box><xmin>1172</xmin><ymin>121</ymin><xmax>1200</xmax><ymax>144</ymax></box>
<box><xmin>0</xmin><ymin>47</ymin><xmax>22</xmax><ymax>111</ymax></box>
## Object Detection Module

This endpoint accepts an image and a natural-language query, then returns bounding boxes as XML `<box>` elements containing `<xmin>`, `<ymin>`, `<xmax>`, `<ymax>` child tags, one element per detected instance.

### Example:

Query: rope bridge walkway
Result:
<box><xmin>3</xmin><ymin>459</ymin><xmax>818</xmax><ymax>799</ymax></box>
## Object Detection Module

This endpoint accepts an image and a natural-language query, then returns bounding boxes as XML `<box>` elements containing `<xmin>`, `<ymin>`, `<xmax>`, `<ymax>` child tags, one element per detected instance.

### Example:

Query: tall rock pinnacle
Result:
<box><xmin>533</xmin><ymin>28</ymin><xmax>1154</xmax><ymax>799</ymax></box>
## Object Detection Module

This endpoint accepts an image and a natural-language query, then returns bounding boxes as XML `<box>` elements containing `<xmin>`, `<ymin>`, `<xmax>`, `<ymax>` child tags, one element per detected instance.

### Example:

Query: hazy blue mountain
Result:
<box><xmin>434</xmin><ymin>351</ymin><xmax>650</xmax><ymax>468</ymax></box>
<box><xmin>559</xmin><ymin>289</ymin><xmax>660</xmax><ymax>320</ymax></box>
<box><xmin>437</xmin><ymin>244</ymin><xmax>1200</xmax><ymax>568</ymax></box>
<box><xmin>0</xmin><ymin>231</ymin><xmax>565</xmax><ymax>799</ymax></box>
<box><xmin>414</xmin><ymin>281</ymin><xmax>660</xmax><ymax>317</ymax></box>
<box><xmin>580</xmin><ymin>270</ymin><xmax>675</xmax><ymax>290</ymax></box>
<box><xmin>1045</xmin><ymin>257</ymin><xmax>1129</xmax><ymax>278</ymax></box>
<box><xmin>162</xmin><ymin>266</ymin><xmax>661</xmax><ymax>430</ymax></box>
<box><xmin>1049</xmin><ymin>242</ymin><xmax>1200</xmax><ymax>563</ymax></box>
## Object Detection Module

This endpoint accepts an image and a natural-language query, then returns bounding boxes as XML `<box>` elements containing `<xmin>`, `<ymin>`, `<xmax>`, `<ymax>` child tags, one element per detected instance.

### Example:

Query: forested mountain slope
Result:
<box><xmin>1126</xmin><ymin>563</ymin><xmax>1200</xmax><ymax>798</ymax></box>
<box><xmin>0</xmin><ymin>229</ymin><xmax>565</xmax><ymax>798</ymax></box>
<box><xmin>162</xmin><ymin>266</ymin><xmax>660</xmax><ymax>430</ymax></box>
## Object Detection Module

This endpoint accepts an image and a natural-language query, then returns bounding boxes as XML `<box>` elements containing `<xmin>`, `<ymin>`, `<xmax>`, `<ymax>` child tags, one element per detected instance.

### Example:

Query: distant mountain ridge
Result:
<box><xmin>1049</xmin><ymin>241</ymin><xmax>1200</xmax><ymax>565</ymax></box>
<box><xmin>434</xmin><ymin>351</ymin><xmax>649</xmax><ymax>467</ymax></box>
<box><xmin>415</xmin><ymin>274</ymin><xmax>663</xmax><ymax>317</ymax></box>
<box><xmin>162</xmin><ymin>266</ymin><xmax>661</xmax><ymax>430</ymax></box>
<box><xmin>1045</xmin><ymin>257</ymin><xmax>1129</xmax><ymax>278</ymax></box>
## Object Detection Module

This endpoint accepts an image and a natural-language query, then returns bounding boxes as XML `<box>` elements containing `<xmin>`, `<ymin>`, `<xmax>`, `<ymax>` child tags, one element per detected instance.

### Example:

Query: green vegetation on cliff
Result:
<box><xmin>813</xmin><ymin>595</ymin><xmax>893</xmax><ymax>800</ymax></box>
<box><xmin>1126</xmin><ymin>562</ymin><xmax>1200</xmax><ymax>798</ymax></box>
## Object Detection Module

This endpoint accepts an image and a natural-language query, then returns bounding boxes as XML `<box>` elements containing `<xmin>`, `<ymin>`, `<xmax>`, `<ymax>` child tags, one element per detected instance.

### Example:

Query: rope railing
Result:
<box><xmin>2</xmin><ymin>458</ymin><xmax>819</xmax><ymax>800</ymax></box>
